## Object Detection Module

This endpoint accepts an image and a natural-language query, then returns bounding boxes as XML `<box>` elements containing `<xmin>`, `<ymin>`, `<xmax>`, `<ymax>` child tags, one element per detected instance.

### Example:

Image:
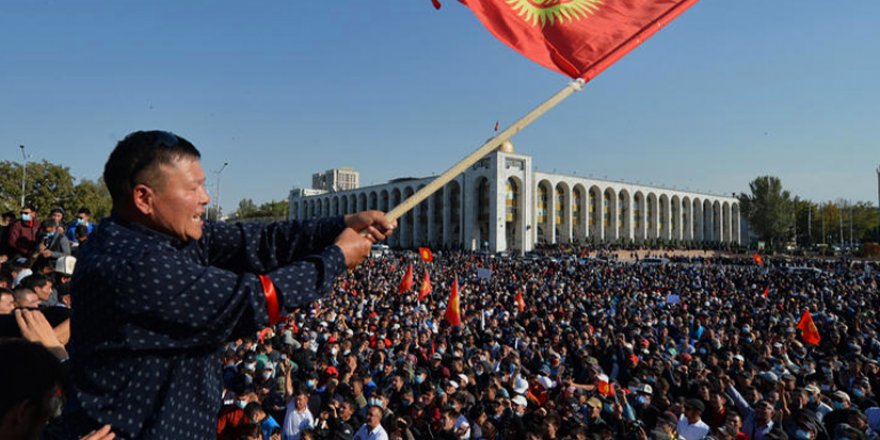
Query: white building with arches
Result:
<box><xmin>289</xmin><ymin>142</ymin><xmax>741</xmax><ymax>253</ymax></box>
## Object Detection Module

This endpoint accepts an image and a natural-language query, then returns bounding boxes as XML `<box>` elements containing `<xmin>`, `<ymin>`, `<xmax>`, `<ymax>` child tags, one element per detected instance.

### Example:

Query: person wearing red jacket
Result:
<box><xmin>7</xmin><ymin>205</ymin><xmax>39</xmax><ymax>259</ymax></box>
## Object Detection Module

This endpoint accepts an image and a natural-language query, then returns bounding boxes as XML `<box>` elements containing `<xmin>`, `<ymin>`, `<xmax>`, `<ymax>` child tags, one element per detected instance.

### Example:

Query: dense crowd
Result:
<box><xmin>210</xmin><ymin>247</ymin><xmax>880</xmax><ymax>440</ymax></box>
<box><xmin>2</xmin><ymin>206</ymin><xmax>880</xmax><ymax>440</ymax></box>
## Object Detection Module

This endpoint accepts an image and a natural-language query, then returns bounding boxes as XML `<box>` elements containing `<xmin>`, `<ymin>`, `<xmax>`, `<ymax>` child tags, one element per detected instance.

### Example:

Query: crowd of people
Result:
<box><xmin>2</xmin><ymin>198</ymin><xmax>880</xmax><ymax>440</ymax></box>
<box><xmin>204</xmin><ymin>246</ymin><xmax>880</xmax><ymax>440</ymax></box>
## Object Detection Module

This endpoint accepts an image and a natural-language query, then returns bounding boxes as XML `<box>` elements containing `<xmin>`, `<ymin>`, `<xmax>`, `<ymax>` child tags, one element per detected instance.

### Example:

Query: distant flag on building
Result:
<box><xmin>753</xmin><ymin>253</ymin><xmax>764</xmax><ymax>267</ymax></box>
<box><xmin>419</xmin><ymin>270</ymin><xmax>433</xmax><ymax>301</ymax></box>
<box><xmin>419</xmin><ymin>247</ymin><xmax>434</xmax><ymax>262</ymax></box>
<box><xmin>457</xmin><ymin>0</ymin><xmax>700</xmax><ymax>81</ymax></box>
<box><xmin>597</xmin><ymin>374</ymin><xmax>615</xmax><ymax>396</ymax></box>
<box><xmin>431</xmin><ymin>0</ymin><xmax>441</xmax><ymax>9</ymax></box>
<box><xmin>515</xmin><ymin>289</ymin><xmax>526</xmax><ymax>312</ymax></box>
<box><xmin>797</xmin><ymin>309</ymin><xmax>821</xmax><ymax>346</ymax></box>
<box><xmin>494</xmin><ymin>120</ymin><xmax>500</xmax><ymax>132</ymax></box>
<box><xmin>398</xmin><ymin>263</ymin><xmax>414</xmax><ymax>293</ymax></box>
<box><xmin>445</xmin><ymin>276</ymin><xmax>462</xmax><ymax>326</ymax></box>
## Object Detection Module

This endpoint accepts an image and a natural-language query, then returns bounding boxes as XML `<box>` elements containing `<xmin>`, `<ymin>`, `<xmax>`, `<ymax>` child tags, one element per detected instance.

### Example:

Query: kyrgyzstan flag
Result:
<box><xmin>515</xmin><ymin>289</ymin><xmax>526</xmax><ymax>312</ymax></box>
<box><xmin>419</xmin><ymin>270</ymin><xmax>433</xmax><ymax>301</ymax></box>
<box><xmin>419</xmin><ymin>247</ymin><xmax>434</xmax><ymax>263</ymax></box>
<box><xmin>753</xmin><ymin>253</ymin><xmax>764</xmax><ymax>267</ymax></box>
<box><xmin>596</xmin><ymin>374</ymin><xmax>615</xmax><ymax>396</ymax></box>
<box><xmin>797</xmin><ymin>309</ymin><xmax>821</xmax><ymax>346</ymax></box>
<box><xmin>762</xmin><ymin>286</ymin><xmax>769</xmax><ymax>298</ymax></box>
<box><xmin>398</xmin><ymin>263</ymin><xmax>414</xmax><ymax>293</ymax></box>
<box><xmin>459</xmin><ymin>0</ymin><xmax>699</xmax><ymax>81</ymax></box>
<box><xmin>445</xmin><ymin>276</ymin><xmax>462</xmax><ymax>326</ymax></box>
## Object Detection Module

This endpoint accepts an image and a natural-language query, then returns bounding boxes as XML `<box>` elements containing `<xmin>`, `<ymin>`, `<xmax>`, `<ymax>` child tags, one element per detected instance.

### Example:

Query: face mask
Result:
<box><xmin>603</xmin><ymin>403</ymin><xmax>613</xmax><ymax>413</ymax></box>
<box><xmin>21</xmin><ymin>214</ymin><xmax>31</xmax><ymax>222</ymax></box>
<box><xmin>402</xmin><ymin>400</ymin><xmax>412</xmax><ymax>407</ymax></box>
<box><xmin>76</xmin><ymin>218</ymin><xmax>85</xmax><ymax>225</ymax></box>
<box><xmin>821</xmin><ymin>367</ymin><xmax>832</xmax><ymax>374</ymax></box>
<box><xmin>45</xmin><ymin>231</ymin><xmax>55</xmax><ymax>239</ymax></box>
<box><xmin>853</xmin><ymin>389</ymin><xmax>864</xmax><ymax>398</ymax></box>
<box><xmin>306</xmin><ymin>379</ymin><xmax>317</xmax><ymax>390</ymax></box>
<box><xmin>416</xmin><ymin>375</ymin><xmax>425</xmax><ymax>384</ymax></box>
<box><xmin>244</xmin><ymin>362</ymin><xmax>256</xmax><ymax>371</ymax></box>
<box><xmin>236</xmin><ymin>400</ymin><xmax>248</xmax><ymax>409</ymax></box>
<box><xmin>331</xmin><ymin>348</ymin><xmax>339</xmax><ymax>356</ymax></box>
<box><xmin>437</xmin><ymin>347</ymin><xmax>445</xmax><ymax>355</ymax></box>
<box><xmin>745</xmin><ymin>337</ymin><xmax>753</xmax><ymax>344</ymax></box>
<box><xmin>832</xmin><ymin>401</ymin><xmax>845</xmax><ymax>410</ymax></box>
<box><xmin>820</xmin><ymin>384</ymin><xmax>831</xmax><ymax>392</ymax></box>
<box><xmin>636</xmin><ymin>396</ymin><xmax>649</xmax><ymax>406</ymax></box>
<box><xmin>646</xmin><ymin>376</ymin><xmax>656</xmax><ymax>384</ymax></box>
<box><xmin>475</xmin><ymin>368</ymin><xmax>485</xmax><ymax>376</ymax></box>
<box><xmin>369</xmin><ymin>397</ymin><xmax>383</xmax><ymax>408</ymax></box>
<box><xmin>262</xmin><ymin>372</ymin><xmax>273</xmax><ymax>380</ymax></box>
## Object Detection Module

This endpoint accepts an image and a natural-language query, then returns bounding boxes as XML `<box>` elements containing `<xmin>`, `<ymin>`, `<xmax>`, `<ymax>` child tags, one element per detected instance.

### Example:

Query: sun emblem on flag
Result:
<box><xmin>506</xmin><ymin>0</ymin><xmax>602</xmax><ymax>28</ymax></box>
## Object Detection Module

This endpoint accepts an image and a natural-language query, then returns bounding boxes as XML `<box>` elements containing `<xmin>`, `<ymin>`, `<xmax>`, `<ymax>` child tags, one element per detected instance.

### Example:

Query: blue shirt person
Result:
<box><xmin>57</xmin><ymin>131</ymin><xmax>394</xmax><ymax>439</ymax></box>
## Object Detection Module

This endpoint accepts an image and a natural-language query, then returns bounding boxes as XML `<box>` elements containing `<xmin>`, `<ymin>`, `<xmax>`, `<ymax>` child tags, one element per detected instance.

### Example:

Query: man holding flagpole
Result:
<box><xmin>57</xmin><ymin>130</ymin><xmax>395</xmax><ymax>439</ymax></box>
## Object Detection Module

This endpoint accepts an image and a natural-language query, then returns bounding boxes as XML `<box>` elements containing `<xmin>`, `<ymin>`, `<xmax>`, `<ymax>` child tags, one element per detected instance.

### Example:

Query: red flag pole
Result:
<box><xmin>386</xmin><ymin>79</ymin><xmax>584</xmax><ymax>222</ymax></box>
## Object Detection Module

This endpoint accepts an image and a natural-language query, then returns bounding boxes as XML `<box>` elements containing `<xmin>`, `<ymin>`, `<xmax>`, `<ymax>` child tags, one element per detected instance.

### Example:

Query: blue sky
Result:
<box><xmin>1</xmin><ymin>1</ymin><xmax>878</xmax><ymax>214</ymax></box>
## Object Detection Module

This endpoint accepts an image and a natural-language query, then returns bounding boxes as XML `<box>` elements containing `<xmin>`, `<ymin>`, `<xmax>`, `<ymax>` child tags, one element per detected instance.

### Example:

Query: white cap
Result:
<box><xmin>511</xmin><ymin>395</ymin><xmax>528</xmax><ymax>407</ymax></box>
<box><xmin>55</xmin><ymin>256</ymin><xmax>77</xmax><ymax>276</ymax></box>
<box><xmin>513</xmin><ymin>376</ymin><xmax>529</xmax><ymax>394</ymax></box>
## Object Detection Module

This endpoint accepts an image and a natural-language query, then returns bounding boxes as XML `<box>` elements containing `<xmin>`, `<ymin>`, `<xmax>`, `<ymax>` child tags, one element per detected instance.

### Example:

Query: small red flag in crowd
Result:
<box><xmin>398</xmin><ymin>264</ymin><xmax>414</xmax><ymax>293</ymax></box>
<box><xmin>459</xmin><ymin>0</ymin><xmax>699</xmax><ymax>81</ymax></box>
<box><xmin>419</xmin><ymin>270</ymin><xmax>433</xmax><ymax>301</ymax></box>
<box><xmin>763</xmin><ymin>286</ymin><xmax>769</xmax><ymax>298</ymax></box>
<box><xmin>515</xmin><ymin>289</ymin><xmax>526</xmax><ymax>312</ymax></box>
<box><xmin>797</xmin><ymin>309</ymin><xmax>821</xmax><ymax>346</ymax></box>
<box><xmin>445</xmin><ymin>276</ymin><xmax>461</xmax><ymax>326</ymax></box>
<box><xmin>419</xmin><ymin>247</ymin><xmax>434</xmax><ymax>262</ymax></box>
<box><xmin>597</xmin><ymin>374</ymin><xmax>615</xmax><ymax>396</ymax></box>
<box><xmin>753</xmin><ymin>253</ymin><xmax>764</xmax><ymax>267</ymax></box>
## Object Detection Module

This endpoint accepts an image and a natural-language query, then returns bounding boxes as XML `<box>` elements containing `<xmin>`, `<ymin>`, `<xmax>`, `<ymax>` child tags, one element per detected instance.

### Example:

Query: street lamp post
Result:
<box><xmin>213</xmin><ymin>162</ymin><xmax>228</xmax><ymax>221</ymax></box>
<box><xmin>19</xmin><ymin>145</ymin><xmax>27</xmax><ymax>208</ymax></box>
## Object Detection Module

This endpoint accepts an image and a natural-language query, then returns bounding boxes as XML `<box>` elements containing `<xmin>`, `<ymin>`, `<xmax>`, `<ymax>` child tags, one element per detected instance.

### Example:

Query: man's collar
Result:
<box><xmin>109</xmin><ymin>214</ymin><xmax>188</xmax><ymax>248</ymax></box>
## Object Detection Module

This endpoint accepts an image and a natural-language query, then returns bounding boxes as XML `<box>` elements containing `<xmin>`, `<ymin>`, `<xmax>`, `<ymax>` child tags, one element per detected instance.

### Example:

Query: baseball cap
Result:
<box><xmin>685</xmin><ymin>398</ymin><xmax>705</xmax><ymax>413</ymax></box>
<box><xmin>511</xmin><ymin>395</ymin><xmax>528</xmax><ymax>407</ymax></box>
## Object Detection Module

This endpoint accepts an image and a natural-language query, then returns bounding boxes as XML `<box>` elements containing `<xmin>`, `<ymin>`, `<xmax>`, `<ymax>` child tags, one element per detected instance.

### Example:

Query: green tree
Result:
<box><xmin>738</xmin><ymin>176</ymin><xmax>793</xmax><ymax>247</ymax></box>
<box><xmin>71</xmin><ymin>178</ymin><xmax>113</xmax><ymax>221</ymax></box>
<box><xmin>232</xmin><ymin>198</ymin><xmax>259</xmax><ymax>219</ymax></box>
<box><xmin>0</xmin><ymin>160</ymin><xmax>76</xmax><ymax>216</ymax></box>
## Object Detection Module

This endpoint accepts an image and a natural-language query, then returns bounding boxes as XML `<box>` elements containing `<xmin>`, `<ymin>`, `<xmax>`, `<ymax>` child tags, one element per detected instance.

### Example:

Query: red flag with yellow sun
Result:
<box><xmin>458</xmin><ymin>0</ymin><xmax>699</xmax><ymax>81</ymax></box>
<box><xmin>419</xmin><ymin>247</ymin><xmax>434</xmax><ymax>262</ymax></box>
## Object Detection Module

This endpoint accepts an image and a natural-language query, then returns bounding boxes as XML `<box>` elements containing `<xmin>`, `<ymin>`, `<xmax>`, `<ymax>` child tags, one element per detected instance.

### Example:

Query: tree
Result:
<box><xmin>71</xmin><ymin>178</ymin><xmax>113</xmax><ymax>221</ymax></box>
<box><xmin>230</xmin><ymin>198</ymin><xmax>289</xmax><ymax>221</ymax></box>
<box><xmin>738</xmin><ymin>176</ymin><xmax>793</xmax><ymax>247</ymax></box>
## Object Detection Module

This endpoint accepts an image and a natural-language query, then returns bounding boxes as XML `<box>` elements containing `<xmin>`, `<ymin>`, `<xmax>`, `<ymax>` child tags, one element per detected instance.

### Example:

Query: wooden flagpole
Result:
<box><xmin>385</xmin><ymin>78</ymin><xmax>585</xmax><ymax>222</ymax></box>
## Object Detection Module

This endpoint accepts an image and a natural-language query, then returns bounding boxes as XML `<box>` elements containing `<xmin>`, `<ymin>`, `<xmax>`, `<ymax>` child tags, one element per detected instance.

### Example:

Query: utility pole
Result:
<box><xmin>19</xmin><ymin>145</ymin><xmax>28</xmax><ymax>208</ymax></box>
<box><xmin>213</xmin><ymin>162</ymin><xmax>228</xmax><ymax>221</ymax></box>
<box><xmin>821</xmin><ymin>206</ymin><xmax>826</xmax><ymax>245</ymax></box>
<box><xmin>838</xmin><ymin>206</ymin><xmax>844</xmax><ymax>246</ymax></box>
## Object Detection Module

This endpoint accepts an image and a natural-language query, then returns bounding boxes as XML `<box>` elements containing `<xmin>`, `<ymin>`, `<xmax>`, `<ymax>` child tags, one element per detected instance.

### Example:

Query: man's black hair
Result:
<box><xmin>76</xmin><ymin>207</ymin><xmax>91</xmax><ymax>216</ymax></box>
<box><xmin>20</xmin><ymin>273</ymin><xmax>51</xmax><ymax>291</ymax></box>
<box><xmin>0</xmin><ymin>340</ymin><xmax>64</xmax><ymax>419</ymax></box>
<box><xmin>1</xmin><ymin>211</ymin><xmax>14</xmax><ymax>220</ymax></box>
<box><xmin>75</xmin><ymin>224</ymin><xmax>89</xmax><ymax>239</ymax></box>
<box><xmin>103</xmin><ymin>130</ymin><xmax>201</xmax><ymax>206</ymax></box>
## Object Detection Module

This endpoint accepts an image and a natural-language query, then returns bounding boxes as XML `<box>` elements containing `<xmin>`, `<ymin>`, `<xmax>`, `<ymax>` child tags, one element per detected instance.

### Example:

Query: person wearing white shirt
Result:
<box><xmin>677</xmin><ymin>399</ymin><xmax>710</xmax><ymax>440</ymax></box>
<box><xmin>353</xmin><ymin>405</ymin><xmax>388</xmax><ymax>440</ymax></box>
<box><xmin>282</xmin><ymin>391</ymin><xmax>315</xmax><ymax>440</ymax></box>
